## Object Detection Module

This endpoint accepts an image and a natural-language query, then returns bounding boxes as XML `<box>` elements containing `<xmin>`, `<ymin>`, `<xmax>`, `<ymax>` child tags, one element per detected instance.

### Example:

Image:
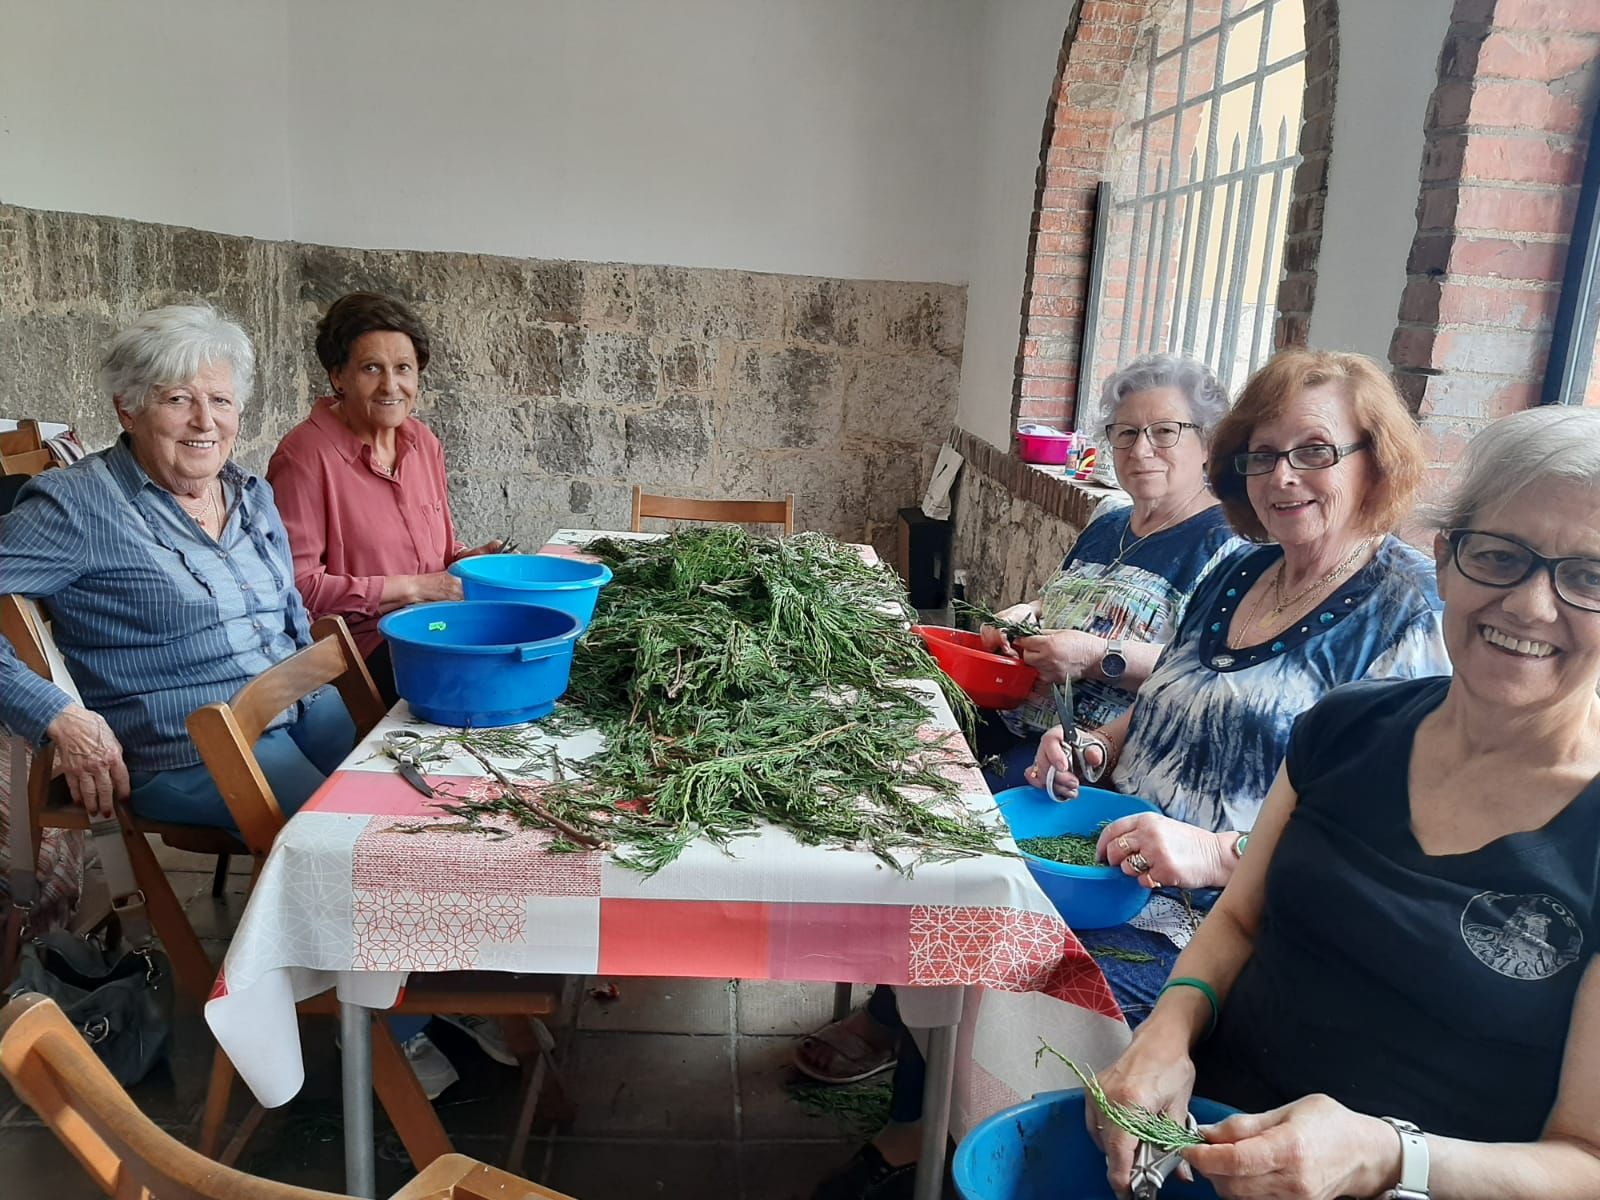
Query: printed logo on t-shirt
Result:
<box><xmin>1460</xmin><ymin>891</ymin><xmax>1583</xmax><ymax>981</ymax></box>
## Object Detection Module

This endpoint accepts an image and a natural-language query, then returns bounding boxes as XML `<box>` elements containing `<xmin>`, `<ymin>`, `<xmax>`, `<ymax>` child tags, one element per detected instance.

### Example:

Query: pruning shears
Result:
<box><xmin>1130</xmin><ymin>1112</ymin><xmax>1199</xmax><ymax>1199</ymax></box>
<box><xmin>1048</xmin><ymin>677</ymin><xmax>1105</xmax><ymax>792</ymax></box>
<box><xmin>382</xmin><ymin>730</ymin><xmax>435</xmax><ymax>798</ymax></box>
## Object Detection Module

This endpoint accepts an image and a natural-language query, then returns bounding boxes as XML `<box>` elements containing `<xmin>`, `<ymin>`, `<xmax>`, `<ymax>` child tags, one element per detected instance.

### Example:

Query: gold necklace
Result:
<box><xmin>1270</xmin><ymin>537</ymin><xmax>1374</xmax><ymax>618</ymax></box>
<box><xmin>174</xmin><ymin>483</ymin><xmax>217</xmax><ymax>527</ymax></box>
<box><xmin>1231</xmin><ymin>537</ymin><xmax>1375</xmax><ymax>649</ymax></box>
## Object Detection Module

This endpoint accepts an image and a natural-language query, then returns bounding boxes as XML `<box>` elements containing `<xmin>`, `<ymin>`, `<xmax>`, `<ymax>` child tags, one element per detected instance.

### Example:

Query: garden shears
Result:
<box><xmin>1130</xmin><ymin>1111</ymin><xmax>1200</xmax><ymax>1199</ymax></box>
<box><xmin>382</xmin><ymin>730</ymin><xmax>435</xmax><ymax>798</ymax></box>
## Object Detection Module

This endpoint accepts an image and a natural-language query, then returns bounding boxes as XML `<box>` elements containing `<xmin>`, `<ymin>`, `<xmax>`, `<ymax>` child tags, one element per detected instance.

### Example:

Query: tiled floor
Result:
<box><xmin>0</xmin><ymin>839</ymin><xmax>891</xmax><ymax>1199</ymax></box>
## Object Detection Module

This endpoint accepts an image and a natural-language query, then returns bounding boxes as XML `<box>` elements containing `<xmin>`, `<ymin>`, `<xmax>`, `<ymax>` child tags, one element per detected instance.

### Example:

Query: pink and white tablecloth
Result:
<box><xmin>205</xmin><ymin>535</ymin><xmax>1133</xmax><ymax>1132</ymax></box>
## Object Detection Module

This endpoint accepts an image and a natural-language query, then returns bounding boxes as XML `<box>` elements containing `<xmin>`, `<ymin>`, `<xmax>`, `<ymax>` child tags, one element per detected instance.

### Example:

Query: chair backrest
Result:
<box><xmin>0</xmin><ymin>992</ymin><xmax>351</xmax><ymax>1200</ymax></box>
<box><xmin>0</xmin><ymin>419</ymin><xmax>43</xmax><ymax>456</ymax></box>
<box><xmin>187</xmin><ymin>616</ymin><xmax>386</xmax><ymax>854</ymax></box>
<box><xmin>630</xmin><ymin>485</ymin><xmax>795</xmax><ymax>535</ymax></box>
<box><xmin>1</xmin><ymin>447</ymin><xmax>54</xmax><ymax>477</ymax></box>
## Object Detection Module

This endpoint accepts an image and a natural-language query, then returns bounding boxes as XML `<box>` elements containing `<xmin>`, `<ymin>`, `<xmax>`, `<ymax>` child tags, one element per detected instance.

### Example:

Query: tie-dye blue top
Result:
<box><xmin>1010</xmin><ymin>503</ymin><xmax>1241</xmax><ymax>734</ymax></box>
<box><xmin>1112</xmin><ymin>536</ymin><xmax>1451</xmax><ymax>834</ymax></box>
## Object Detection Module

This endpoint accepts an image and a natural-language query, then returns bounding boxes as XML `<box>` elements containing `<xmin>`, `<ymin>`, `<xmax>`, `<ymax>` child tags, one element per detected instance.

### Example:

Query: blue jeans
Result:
<box><xmin>129</xmin><ymin>688</ymin><xmax>356</xmax><ymax>829</ymax></box>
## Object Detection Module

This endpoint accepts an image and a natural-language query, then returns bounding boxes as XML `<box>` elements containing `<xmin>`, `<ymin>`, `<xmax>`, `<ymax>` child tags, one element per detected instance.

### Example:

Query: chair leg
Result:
<box><xmin>210</xmin><ymin>853</ymin><xmax>230</xmax><ymax>898</ymax></box>
<box><xmin>119</xmin><ymin>826</ymin><xmax>214</xmax><ymax>1005</ymax></box>
<box><xmin>197</xmin><ymin>1046</ymin><xmax>236</xmax><ymax>1159</ymax></box>
<box><xmin>371</xmin><ymin>1018</ymin><xmax>453</xmax><ymax>1170</ymax></box>
<box><xmin>504</xmin><ymin>1051</ymin><xmax>548</xmax><ymax>1172</ymax></box>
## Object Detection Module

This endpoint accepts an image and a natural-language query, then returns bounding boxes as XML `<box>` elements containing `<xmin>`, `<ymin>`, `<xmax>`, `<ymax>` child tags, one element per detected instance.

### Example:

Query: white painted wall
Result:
<box><xmin>1307</xmin><ymin>0</ymin><xmax>1457</xmax><ymax>364</ymax></box>
<box><xmin>285</xmin><ymin>0</ymin><xmax>979</xmax><ymax>282</ymax></box>
<box><xmin>1</xmin><ymin>0</ymin><xmax>980</xmax><ymax>283</ymax></box>
<box><xmin>0</xmin><ymin>0</ymin><xmax>292</xmax><ymax>239</ymax></box>
<box><xmin>954</xmin><ymin>0</ymin><xmax>1075</xmax><ymax>447</ymax></box>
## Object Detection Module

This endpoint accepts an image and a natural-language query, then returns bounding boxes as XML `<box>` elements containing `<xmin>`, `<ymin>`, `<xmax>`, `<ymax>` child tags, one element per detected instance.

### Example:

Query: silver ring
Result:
<box><xmin>1128</xmin><ymin>851</ymin><xmax>1151</xmax><ymax>874</ymax></box>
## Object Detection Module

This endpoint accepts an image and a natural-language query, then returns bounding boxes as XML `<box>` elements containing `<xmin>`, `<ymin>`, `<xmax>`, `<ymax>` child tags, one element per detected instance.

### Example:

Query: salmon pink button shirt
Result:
<box><xmin>267</xmin><ymin>396</ymin><xmax>461</xmax><ymax>656</ymax></box>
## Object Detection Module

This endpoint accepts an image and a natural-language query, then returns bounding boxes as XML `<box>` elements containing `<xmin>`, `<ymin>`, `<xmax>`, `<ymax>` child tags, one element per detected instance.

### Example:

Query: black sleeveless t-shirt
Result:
<box><xmin>1194</xmin><ymin>677</ymin><xmax>1600</xmax><ymax>1141</ymax></box>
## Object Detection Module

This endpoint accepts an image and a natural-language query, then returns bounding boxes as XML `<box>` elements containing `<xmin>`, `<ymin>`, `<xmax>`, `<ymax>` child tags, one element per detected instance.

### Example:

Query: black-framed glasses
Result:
<box><xmin>1447</xmin><ymin>529</ymin><xmax>1600</xmax><ymax>613</ymax></box>
<box><xmin>1233</xmin><ymin>441</ymin><xmax>1368</xmax><ymax>476</ymax></box>
<box><xmin>1103</xmin><ymin>420</ymin><xmax>1199</xmax><ymax>450</ymax></box>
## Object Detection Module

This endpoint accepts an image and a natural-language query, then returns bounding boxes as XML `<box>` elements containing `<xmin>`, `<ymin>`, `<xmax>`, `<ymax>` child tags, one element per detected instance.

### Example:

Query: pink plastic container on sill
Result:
<box><xmin>1016</xmin><ymin>430</ymin><xmax>1074</xmax><ymax>465</ymax></box>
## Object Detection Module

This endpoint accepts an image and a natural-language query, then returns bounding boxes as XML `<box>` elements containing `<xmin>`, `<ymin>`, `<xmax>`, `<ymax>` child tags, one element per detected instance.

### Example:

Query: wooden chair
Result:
<box><xmin>1</xmin><ymin>446</ymin><xmax>55</xmax><ymax>476</ymax></box>
<box><xmin>0</xmin><ymin>992</ymin><xmax>579</xmax><ymax>1200</ymax></box>
<box><xmin>187</xmin><ymin>617</ymin><xmax>568</xmax><ymax>1172</ymax></box>
<box><xmin>630</xmin><ymin>485</ymin><xmax>794</xmax><ymax>534</ymax></box>
<box><xmin>0</xmin><ymin>594</ymin><xmax>246</xmax><ymax>1005</ymax></box>
<box><xmin>0</xmin><ymin>418</ymin><xmax>43</xmax><ymax>455</ymax></box>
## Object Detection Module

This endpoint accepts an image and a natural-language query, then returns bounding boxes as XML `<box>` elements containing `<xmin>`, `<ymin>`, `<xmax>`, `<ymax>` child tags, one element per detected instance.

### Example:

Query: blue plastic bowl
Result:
<box><xmin>448</xmin><ymin>554</ymin><xmax>613</xmax><ymax>630</ymax></box>
<box><xmin>994</xmin><ymin>785</ymin><xmax>1160</xmax><ymax>930</ymax></box>
<box><xmin>378</xmin><ymin>600</ymin><xmax>580</xmax><ymax>727</ymax></box>
<box><xmin>955</xmin><ymin>1089</ymin><xmax>1231</xmax><ymax>1199</ymax></box>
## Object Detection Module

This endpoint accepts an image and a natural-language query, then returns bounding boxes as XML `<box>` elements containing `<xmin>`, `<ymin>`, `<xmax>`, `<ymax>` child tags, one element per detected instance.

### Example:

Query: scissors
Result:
<box><xmin>1047</xmin><ymin>677</ymin><xmax>1105</xmax><ymax>794</ymax></box>
<box><xmin>382</xmin><ymin>730</ymin><xmax>435</xmax><ymax>798</ymax></box>
<box><xmin>1130</xmin><ymin>1111</ymin><xmax>1200</xmax><ymax>1199</ymax></box>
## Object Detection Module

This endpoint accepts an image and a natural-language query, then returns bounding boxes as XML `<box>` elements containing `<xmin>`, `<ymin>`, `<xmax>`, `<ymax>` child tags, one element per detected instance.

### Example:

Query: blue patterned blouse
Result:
<box><xmin>1112</xmin><ymin>536</ymin><xmax>1451</xmax><ymax>834</ymax></box>
<box><xmin>0</xmin><ymin>438</ymin><xmax>312</xmax><ymax>772</ymax></box>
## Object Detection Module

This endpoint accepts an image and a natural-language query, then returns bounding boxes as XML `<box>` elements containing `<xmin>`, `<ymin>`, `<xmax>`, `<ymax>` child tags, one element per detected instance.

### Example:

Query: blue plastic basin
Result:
<box><xmin>955</xmin><ymin>1089</ymin><xmax>1231</xmax><ymax>1199</ymax></box>
<box><xmin>994</xmin><ymin>785</ymin><xmax>1159</xmax><ymax>930</ymax></box>
<box><xmin>378</xmin><ymin>600</ymin><xmax>580</xmax><ymax>727</ymax></box>
<box><xmin>449</xmin><ymin>554</ymin><xmax>613</xmax><ymax>629</ymax></box>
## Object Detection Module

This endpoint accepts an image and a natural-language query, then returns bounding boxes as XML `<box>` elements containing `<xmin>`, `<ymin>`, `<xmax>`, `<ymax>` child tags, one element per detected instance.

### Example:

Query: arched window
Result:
<box><xmin>1084</xmin><ymin>0</ymin><xmax>1306</xmax><ymax>402</ymax></box>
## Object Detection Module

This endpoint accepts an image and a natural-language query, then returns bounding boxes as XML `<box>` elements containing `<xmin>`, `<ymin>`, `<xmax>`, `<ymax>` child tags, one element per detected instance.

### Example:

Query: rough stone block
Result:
<box><xmin>786</xmin><ymin>278</ymin><xmax>875</xmax><ymax>347</ymax></box>
<box><xmin>582</xmin><ymin>264</ymin><xmax>636</xmax><ymax>328</ymax></box>
<box><xmin>843</xmin><ymin>354</ymin><xmax>959</xmax><ymax>441</ymax></box>
<box><xmin>564</xmin><ymin>330</ymin><xmax>660</xmax><ymax>406</ymax></box>
<box><xmin>659</xmin><ymin>340</ymin><xmax>717</xmax><ymax>392</ymax></box>
<box><xmin>723</xmin><ymin>347</ymin><xmax>845</xmax><ymax>450</ymax></box>
<box><xmin>878</xmin><ymin>284</ymin><xmax>967</xmax><ymax>359</ymax></box>
<box><xmin>634</xmin><ymin>266</ymin><xmax>786</xmax><ymax>342</ymax></box>
<box><xmin>625</xmin><ymin>393</ymin><xmax>715</xmax><ymax>490</ymax></box>
<box><xmin>715</xmin><ymin>447</ymin><xmax>864</xmax><ymax>540</ymax></box>
<box><xmin>516</xmin><ymin>398</ymin><xmax>627</xmax><ymax>478</ymax></box>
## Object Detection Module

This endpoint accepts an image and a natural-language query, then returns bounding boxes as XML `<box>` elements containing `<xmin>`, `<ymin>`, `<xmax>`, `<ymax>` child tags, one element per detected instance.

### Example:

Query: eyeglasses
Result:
<box><xmin>1447</xmin><ymin>529</ymin><xmax>1600</xmax><ymax>613</ymax></box>
<box><xmin>1103</xmin><ymin>421</ymin><xmax>1199</xmax><ymax>450</ymax></box>
<box><xmin>1232</xmin><ymin>441</ymin><xmax>1368</xmax><ymax>477</ymax></box>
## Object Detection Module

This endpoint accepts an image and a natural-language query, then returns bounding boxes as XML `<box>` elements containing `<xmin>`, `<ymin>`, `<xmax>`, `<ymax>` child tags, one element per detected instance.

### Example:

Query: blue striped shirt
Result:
<box><xmin>0</xmin><ymin>438</ymin><xmax>311</xmax><ymax>772</ymax></box>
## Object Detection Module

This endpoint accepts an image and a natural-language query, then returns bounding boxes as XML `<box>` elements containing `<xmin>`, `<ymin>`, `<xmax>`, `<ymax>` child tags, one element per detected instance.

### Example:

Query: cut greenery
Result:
<box><xmin>409</xmin><ymin>528</ymin><xmax>1006</xmax><ymax>875</ymax></box>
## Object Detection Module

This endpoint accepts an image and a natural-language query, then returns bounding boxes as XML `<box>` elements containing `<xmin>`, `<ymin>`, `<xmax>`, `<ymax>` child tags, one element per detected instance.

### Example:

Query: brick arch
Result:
<box><xmin>1015</xmin><ymin>0</ymin><xmax>1340</xmax><ymax>432</ymax></box>
<box><xmin>1390</xmin><ymin>0</ymin><xmax>1600</xmax><ymax>480</ymax></box>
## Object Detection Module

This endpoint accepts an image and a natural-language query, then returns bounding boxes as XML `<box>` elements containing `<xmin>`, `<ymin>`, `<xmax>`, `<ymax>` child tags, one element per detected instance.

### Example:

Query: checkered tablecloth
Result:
<box><xmin>205</xmin><ymin>535</ymin><xmax>1130</xmax><ymax>1127</ymax></box>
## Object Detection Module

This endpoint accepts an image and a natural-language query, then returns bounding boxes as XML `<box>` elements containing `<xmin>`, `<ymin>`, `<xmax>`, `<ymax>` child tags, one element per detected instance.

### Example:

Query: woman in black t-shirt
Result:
<box><xmin>1086</xmin><ymin>407</ymin><xmax>1600</xmax><ymax>1200</ymax></box>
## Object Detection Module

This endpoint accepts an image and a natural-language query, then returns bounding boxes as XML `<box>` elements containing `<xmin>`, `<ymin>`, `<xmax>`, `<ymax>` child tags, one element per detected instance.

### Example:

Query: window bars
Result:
<box><xmin>1080</xmin><ymin>0</ymin><xmax>1305</xmax><ymax>413</ymax></box>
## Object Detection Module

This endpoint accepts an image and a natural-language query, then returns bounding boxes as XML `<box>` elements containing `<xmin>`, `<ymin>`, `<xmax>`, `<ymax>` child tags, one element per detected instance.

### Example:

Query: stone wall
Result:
<box><xmin>0</xmin><ymin>203</ymin><xmax>964</xmax><ymax>562</ymax></box>
<box><xmin>948</xmin><ymin>427</ymin><xmax>1108</xmax><ymax>608</ymax></box>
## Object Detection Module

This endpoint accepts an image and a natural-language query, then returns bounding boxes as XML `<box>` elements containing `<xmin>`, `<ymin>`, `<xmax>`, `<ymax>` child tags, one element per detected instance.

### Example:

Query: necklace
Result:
<box><xmin>1110</xmin><ymin>484</ymin><xmax>1209</xmax><ymax>570</ymax></box>
<box><xmin>174</xmin><ymin>483</ymin><xmax>218</xmax><ymax>528</ymax></box>
<box><xmin>1231</xmin><ymin>537</ymin><xmax>1376</xmax><ymax>649</ymax></box>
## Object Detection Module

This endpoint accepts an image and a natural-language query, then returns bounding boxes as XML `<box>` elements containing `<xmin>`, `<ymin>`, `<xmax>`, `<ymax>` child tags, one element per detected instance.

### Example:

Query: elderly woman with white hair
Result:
<box><xmin>0</xmin><ymin>304</ymin><xmax>355</xmax><ymax>828</ymax></box>
<box><xmin>974</xmin><ymin>353</ymin><xmax>1243</xmax><ymax>789</ymax></box>
<box><xmin>1087</xmin><ymin>405</ymin><xmax>1600</xmax><ymax>1199</ymax></box>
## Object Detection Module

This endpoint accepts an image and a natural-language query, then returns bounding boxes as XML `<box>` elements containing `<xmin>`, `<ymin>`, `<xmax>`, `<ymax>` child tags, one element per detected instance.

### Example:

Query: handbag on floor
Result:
<box><xmin>4</xmin><ymin>802</ymin><xmax>175</xmax><ymax>1085</ymax></box>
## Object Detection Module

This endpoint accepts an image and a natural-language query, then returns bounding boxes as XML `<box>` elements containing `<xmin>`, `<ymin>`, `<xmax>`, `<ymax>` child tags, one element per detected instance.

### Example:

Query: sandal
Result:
<box><xmin>811</xmin><ymin>1144</ymin><xmax>915</xmax><ymax>1200</ymax></box>
<box><xmin>793</xmin><ymin>1012</ymin><xmax>899</xmax><ymax>1085</ymax></box>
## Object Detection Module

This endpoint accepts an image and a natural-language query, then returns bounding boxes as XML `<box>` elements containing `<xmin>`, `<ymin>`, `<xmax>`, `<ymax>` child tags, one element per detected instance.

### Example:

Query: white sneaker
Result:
<box><xmin>402</xmin><ymin>1031</ymin><xmax>460</xmax><ymax>1100</ymax></box>
<box><xmin>437</xmin><ymin>1014</ymin><xmax>518</xmax><ymax>1067</ymax></box>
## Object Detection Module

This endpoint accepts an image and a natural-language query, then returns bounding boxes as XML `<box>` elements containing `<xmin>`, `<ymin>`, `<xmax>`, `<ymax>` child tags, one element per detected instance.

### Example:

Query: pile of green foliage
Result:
<box><xmin>415</xmin><ymin>528</ymin><xmax>1007</xmax><ymax>875</ymax></box>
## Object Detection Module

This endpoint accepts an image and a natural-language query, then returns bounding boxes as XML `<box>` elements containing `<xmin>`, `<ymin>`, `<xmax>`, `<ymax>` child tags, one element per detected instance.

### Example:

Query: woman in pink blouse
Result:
<box><xmin>268</xmin><ymin>292</ymin><xmax>503</xmax><ymax>705</ymax></box>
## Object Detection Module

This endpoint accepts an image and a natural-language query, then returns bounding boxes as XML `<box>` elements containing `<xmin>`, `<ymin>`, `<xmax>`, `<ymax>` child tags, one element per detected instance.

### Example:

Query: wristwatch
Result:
<box><xmin>1100</xmin><ymin>638</ymin><xmax>1129</xmax><ymax>680</ymax></box>
<box><xmin>1378</xmin><ymin>1117</ymin><xmax>1430</xmax><ymax>1199</ymax></box>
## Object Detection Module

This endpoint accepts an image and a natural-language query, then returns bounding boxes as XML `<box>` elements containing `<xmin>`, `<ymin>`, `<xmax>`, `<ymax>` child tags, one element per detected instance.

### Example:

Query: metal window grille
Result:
<box><xmin>1079</xmin><ymin>0</ymin><xmax>1306</xmax><ymax>417</ymax></box>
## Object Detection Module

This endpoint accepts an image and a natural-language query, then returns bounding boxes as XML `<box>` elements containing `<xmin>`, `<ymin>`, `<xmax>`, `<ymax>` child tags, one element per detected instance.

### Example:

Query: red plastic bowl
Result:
<box><xmin>1016</xmin><ymin>430</ymin><xmax>1073</xmax><ymax>465</ymax></box>
<box><xmin>914</xmin><ymin>625</ymin><xmax>1039</xmax><ymax>709</ymax></box>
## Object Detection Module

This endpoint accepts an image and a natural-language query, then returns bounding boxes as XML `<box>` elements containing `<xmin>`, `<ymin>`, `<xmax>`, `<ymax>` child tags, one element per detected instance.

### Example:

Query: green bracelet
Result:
<box><xmin>1159</xmin><ymin>976</ymin><xmax>1220</xmax><ymax>1039</ymax></box>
